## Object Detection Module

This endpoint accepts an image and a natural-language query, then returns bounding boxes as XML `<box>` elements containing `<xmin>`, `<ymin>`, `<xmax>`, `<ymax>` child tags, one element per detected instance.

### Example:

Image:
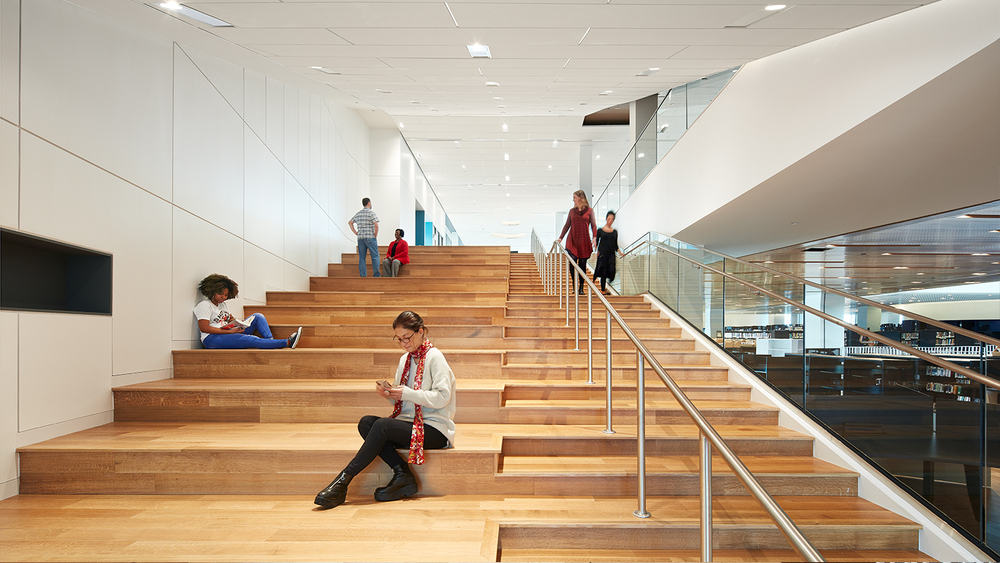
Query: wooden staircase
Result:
<box><xmin>7</xmin><ymin>248</ymin><xmax>935</xmax><ymax>562</ymax></box>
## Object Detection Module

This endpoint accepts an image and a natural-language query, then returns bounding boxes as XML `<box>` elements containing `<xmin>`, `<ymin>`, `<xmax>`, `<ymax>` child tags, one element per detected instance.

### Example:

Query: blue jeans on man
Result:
<box><xmin>358</xmin><ymin>237</ymin><xmax>381</xmax><ymax>277</ymax></box>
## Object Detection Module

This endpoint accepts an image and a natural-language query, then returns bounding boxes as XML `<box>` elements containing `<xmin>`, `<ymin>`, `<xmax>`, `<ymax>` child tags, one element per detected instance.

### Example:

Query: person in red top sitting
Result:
<box><xmin>380</xmin><ymin>229</ymin><xmax>410</xmax><ymax>278</ymax></box>
<box><xmin>557</xmin><ymin>190</ymin><xmax>598</xmax><ymax>294</ymax></box>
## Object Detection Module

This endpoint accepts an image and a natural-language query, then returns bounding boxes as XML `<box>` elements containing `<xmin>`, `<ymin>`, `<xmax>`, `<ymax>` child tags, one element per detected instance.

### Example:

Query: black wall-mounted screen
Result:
<box><xmin>1</xmin><ymin>229</ymin><xmax>112</xmax><ymax>315</ymax></box>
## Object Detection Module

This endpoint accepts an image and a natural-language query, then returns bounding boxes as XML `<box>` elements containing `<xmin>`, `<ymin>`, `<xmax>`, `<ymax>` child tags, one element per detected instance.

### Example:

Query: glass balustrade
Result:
<box><xmin>593</xmin><ymin>67</ymin><xmax>739</xmax><ymax>216</ymax></box>
<box><xmin>617</xmin><ymin>232</ymin><xmax>1000</xmax><ymax>555</ymax></box>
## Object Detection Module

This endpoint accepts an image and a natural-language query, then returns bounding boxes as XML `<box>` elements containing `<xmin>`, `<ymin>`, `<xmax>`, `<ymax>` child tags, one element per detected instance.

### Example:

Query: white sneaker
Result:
<box><xmin>289</xmin><ymin>327</ymin><xmax>303</xmax><ymax>349</ymax></box>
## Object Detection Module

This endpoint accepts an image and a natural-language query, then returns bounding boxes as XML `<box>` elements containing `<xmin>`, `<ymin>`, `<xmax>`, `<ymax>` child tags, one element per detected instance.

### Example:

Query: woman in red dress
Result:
<box><xmin>557</xmin><ymin>190</ymin><xmax>598</xmax><ymax>294</ymax></box>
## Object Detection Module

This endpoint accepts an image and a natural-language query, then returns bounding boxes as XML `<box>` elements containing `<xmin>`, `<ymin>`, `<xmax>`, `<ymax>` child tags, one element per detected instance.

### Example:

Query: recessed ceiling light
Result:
<box><xmin>636</xmin><ymin>68</ymin><xmax>660</xmax><ymax>76</ymax></box>
<box><xmin>505</xmin><ymin>176</ymin><xmax>510</xmax><ymax>181</ymax></box>
<box><xmin>991</xmin><ymin>230</ymin><xmax>1000</xmax><ymax>233</ymax></box>
<box><xmin>596</xmin><ymin>155</ymin><xmax>601</xmax><ymax>159</ymax></box>
<box><xmin>972</xmin><ymin>253</ymin><xmax>989</xmax><ymax>256</ymax></box>
<box><xmin>600</xmin><ymin>91</ymin><xmax>613</xmax><ymax>96</ymax></box>
<box><xmin>552</xmin><ymin>140</ymin><xmax>559</xmax><ymax>148</ymax></box>
<box><xmin>637</xmin><ymin>153</ymin><xmax>645</xmax><ymax>159</ymax></box>
<box><xmin>881</xmin><ymin>252</ymin><xmax>892</xmax><ymax>256</ymax></box>
<box><xmin>973</xmin><ymin>272</ymin><xmax>987</xmax><ymax>276</ymax></box>
<box><xmin>957</xmin><ymin>214</ymin><xmax>972</xmax><ymax>218</ymax></box>
<box><xmin>501</xmin><ymin>221</ymin><xmax>522</xmax><ymax>226</ymax></box>
<box><xmin>467</xmin><ymin>44</ymin><xmax>492</xmax><ymax>58</ymax></box>
<box><xmin>916</xmin><ymin>272</ymin><xmax>925</xmax><ymax>275</ymax></box>
<box><xmin>764</xmin><ymin>260</ymin><xmax>774</xmax><ymax>264</ymax></box>
<box><xmin>486</xmin><ymin>81</ymin><xmax>500</xmax><ymax>87</ymax></box>
<box><xmin>504</xmin><ymin>153</ymin><xmax>509</xmax><ymax>161</ymax></box>
<box><xmin>502</xmin><ymin>124</ymin><xmax>508</xmax><ymax>132</ymax></box>
<box><xmin>310</xmin><ymin>66</ymin><xmax>341</xmax><ymax>75</ymax></box>
<box><xmin>658</xmin><ymin>124</ymin><xmax>669</xmax><ymax>132</ymax></box>
<box><xmin>765</xmin><ymin>4</ymin><xmax>786</xmax><ymax>10</ymax></box>
<box><xmin>398</xmin><ymin>123</ymin><xmax>404</xmax><ymax>128</ymax></box>
<box><xmin>156</xmin><ymin>2</ymin><xmax>232</xmax><ymax>26</ymax></box>
<box><xmin>493</xmin><ymin>97</ymin><xmax>503</xmax><ymax>100</ymax></box>
<box><xmin>894</xmin><ymin>266</ymin><xmax>909</xmax><ymax>269</ymax></box>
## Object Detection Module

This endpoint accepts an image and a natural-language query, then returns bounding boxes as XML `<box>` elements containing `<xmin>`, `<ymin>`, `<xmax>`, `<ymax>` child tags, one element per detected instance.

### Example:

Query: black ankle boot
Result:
<box><xmin>315</xmin><ymin>471</ymin><xmax>353</xmax><ymax>509</ymax></box>
<box><xmin>374</xmin><ymin>465</ymin><xmax>417</xmax><ymax>502</ymax></box>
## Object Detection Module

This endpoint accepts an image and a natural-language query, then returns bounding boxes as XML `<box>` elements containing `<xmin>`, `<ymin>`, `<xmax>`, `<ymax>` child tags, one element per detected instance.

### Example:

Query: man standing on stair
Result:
<box><xmin>349</xmin><ymin>198</ymin><xmax>380</xmax><ymax>277</ymax></box>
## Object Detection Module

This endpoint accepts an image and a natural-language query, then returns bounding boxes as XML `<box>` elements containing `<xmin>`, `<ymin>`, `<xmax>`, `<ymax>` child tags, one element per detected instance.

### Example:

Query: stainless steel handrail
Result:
<box><xmin>634</xmin><ymin>240</ymin><xmax>999</xmax><ymax>391</ymax></box>
<box><xmin>622</xmin><ymin>236</ymin><xmax>1000</xmax><ymax>349</ymax></box>
<box><xmin>533</xmin><ymin>231</ymin><xmax>825</xmax><ymax>563</ymax></box>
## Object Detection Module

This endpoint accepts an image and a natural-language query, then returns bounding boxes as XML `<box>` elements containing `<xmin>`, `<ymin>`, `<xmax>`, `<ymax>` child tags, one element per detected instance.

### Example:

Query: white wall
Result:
<box><xmin>617</xmin><ymin>0</ymin><xmax>1000</xmax><ymax>253</ymax></box>
<box><xmin>0</xmin><ymin>0</ymin><xmax>371</xmax><ymax>499</ymax></box>
<box><xmin>895</xmin><ymin>300</ymin><xmax>1000</xmax><ymax>321</ymax></box>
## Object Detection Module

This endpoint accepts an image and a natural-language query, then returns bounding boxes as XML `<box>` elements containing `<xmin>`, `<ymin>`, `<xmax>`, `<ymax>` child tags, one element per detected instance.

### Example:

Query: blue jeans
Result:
<box><xmin>203</xmin><ymin>313</ymin><xmax>288</xmax><ymax>349</ymax></box>
<box><xmin>358</xmin><ymin>237</ymin><xmax>380</xmax><ymax>277</ymax></box>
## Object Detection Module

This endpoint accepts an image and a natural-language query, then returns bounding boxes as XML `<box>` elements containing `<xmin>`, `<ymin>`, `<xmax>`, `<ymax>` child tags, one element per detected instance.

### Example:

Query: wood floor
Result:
<box><xmin>2</xmin><ymin>248</ymin><xmax>936</xmax><ymax>562</ymax></box>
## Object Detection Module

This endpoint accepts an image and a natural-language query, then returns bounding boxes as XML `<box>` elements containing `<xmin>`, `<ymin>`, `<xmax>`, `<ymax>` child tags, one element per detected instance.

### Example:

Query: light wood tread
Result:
<box><xmin>499</xmin><ymin>455</ymin><xmax>855</xmax><ymax>476</ymax></box>
<box><xmin>502</xmin><ymin>399</ymin><xmax>777</xmax><ymax>411</ymax></box>
<box><xmin>113</xmin><ymin>378</ymin><xmax>748</xmax><ymax>393</ymax></box>
<box><xmin>498</xmin><ymin>549</ymin><xmax>935</xmax><ymax>562</ymax></box>
<box><xmin>16</xmin><ymin>422</ymin><xmax>811</xmax><ymax>453</ymax></box>
<box><xmin>0</xmin><ymin>494</ymin><xmax>924</xmax><ymax>545</ymax></box>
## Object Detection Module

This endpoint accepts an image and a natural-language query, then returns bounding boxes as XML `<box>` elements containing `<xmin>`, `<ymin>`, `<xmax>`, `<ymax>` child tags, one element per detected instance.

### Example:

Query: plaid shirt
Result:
<box><xmin>351</xmin><ymin>207</ymin><xmax>379</xmax><ymax>238</ymax></box>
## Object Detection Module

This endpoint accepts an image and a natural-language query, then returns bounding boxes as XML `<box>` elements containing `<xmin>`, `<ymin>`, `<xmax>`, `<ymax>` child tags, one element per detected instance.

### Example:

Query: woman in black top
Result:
<box><xmin>593</xmin><ymin>211</ymin><xmax>620</xmax><ymax>295</ymax></box>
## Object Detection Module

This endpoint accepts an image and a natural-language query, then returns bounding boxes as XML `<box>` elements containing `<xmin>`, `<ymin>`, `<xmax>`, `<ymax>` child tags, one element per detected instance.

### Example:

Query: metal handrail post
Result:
<box><xmin>565</xmin><ymin>253</ymin><xmax>571</xmax><ymax>327</ymax></box>
<box><xmin>634</xmin><ymin>349</ymin><xmax>650</xmax><ymax>518</ymax></box>
<box><xmin>558</xmin><ymin>251</ymin><xmax>563</xmax><ymax>306</ymax></box>
<box><xmin>603</xmin><ymin>309</ymin><xmax>615</xmax><ymax>434</ymax></box>
<box><xmin>574</xmin><ymin>278</ymin><xmax>580</xmax><ymax>350</ymax></box>
<box><xmin>701</xmin><ymin>433</ymin><xmax>713</xmax><ymax>562</ymax></box>
<box><xmin>587</xmin><ymin>287</ymin><xmax>594</xmax><ymax>384</ymax></box>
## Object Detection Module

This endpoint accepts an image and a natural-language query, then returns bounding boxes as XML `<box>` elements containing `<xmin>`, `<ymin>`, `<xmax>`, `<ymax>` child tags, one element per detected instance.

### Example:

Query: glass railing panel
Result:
<box><xmin>635</xmin><ymin>113</ymin><xmax>658</xmax><ymax>186</ymax></box>
<box><xmin>618</xmin><ymin>232</ymin><xmax>1000</xmax><ymax>553</ymax></box>
<box><xmin>656</xmin><ymin>85</ymin><xmax>686</xmax><ymax>165</ymax></box>
<box><xmin>686</xmin><ymin>68</ymin><xmax>739</xmax><ymax>127</ymax></box>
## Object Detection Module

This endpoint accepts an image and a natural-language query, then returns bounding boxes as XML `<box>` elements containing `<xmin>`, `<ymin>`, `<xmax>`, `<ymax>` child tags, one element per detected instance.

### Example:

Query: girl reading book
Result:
<box><xmin>194</xmin><ymin>274</ymin><xmax>302</xmax><ymax>350</ymax></box>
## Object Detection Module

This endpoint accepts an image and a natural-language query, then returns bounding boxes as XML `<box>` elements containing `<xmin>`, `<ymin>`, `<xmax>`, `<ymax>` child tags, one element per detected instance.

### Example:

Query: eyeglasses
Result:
<box><xmin>393</xmin><ymin>332</ymin><xmax>417</xmax><ymax>344</ymax></box>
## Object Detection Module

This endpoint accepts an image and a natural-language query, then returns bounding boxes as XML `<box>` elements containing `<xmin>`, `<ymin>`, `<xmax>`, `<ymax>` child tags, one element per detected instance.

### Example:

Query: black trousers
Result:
<box><xmin>569</xmin><ymin>253</ymin><xmax>588</xmax><ymax>292</ymax></box>
<box><xmin>344</xmin><ymin>415</ymin><xmax>448</xmax><ymax>475</ymax></box>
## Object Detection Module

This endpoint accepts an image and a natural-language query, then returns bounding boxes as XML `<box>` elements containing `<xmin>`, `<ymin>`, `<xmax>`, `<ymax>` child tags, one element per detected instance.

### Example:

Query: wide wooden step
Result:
<box><xmin>172</xmin><ymin>349</ymin><xmax>504</xmax><ymax>379</ymax></box>
<box><xmin>16</xmin><ymin>423</ymin><xmax>816</xmax><ymax>495</ymax></box>
<box><xmin>112</xmin><ymin>379</ymin><xmax>752</xmax><ymax>423</ymax></box>
<box><xmin>505</xmin><ymin>349</ymin><xmax>712</xmax><ymax>366</ymax></box>
<box><xmin>328</xmin><ymin>263</ymin><xmax>509</xmax><ymax>277</ymax></box>
<box><xmin>310</xmin><ymin>277</ymin><xmax>509</xmax><ymax>293</ymax></box>
<box><xmin>501</xmin><ymin>399</ymin><xmax>779</xmax><ymax>425</ymax></box>
<box><xmin>266</xmin><ymin>290</ymin><xmax>508</xmax><ymax>307</ymax></box>
<box><xmin>501</xmin><ymin>363</ymin><xmax>731</xmax><ymax>381</ymax></box>
<box><xmin>0</xmin><ymin>494</ymin><xmax>930</xmax><ymax>562</ymax></box>
<box><xmin>505</xmin><ymin>325</ymin><xmax>680</xmax><ymax>339</ymax></box>
<box><xmin>244</xmin><ymin>304</ymin><xmax>507</xmax><ymax>325</ymax></box>
<box><xmin>268</xmin><ymin>324</ymin><xmax>507</xmax><ymax>349</ymax></box>
<box><xmin>506</xmin><ymin>307</ymin><xmax>661</xmax><ymax>318</ymax></box>
<box><xmin>501</xmin><ymin>336</ymin><xmax>694</xmax><ymax>351</ymax></box>
<box><xmin>496</xmin><ymin>454</ymin><xmax>858</xmax><ymax>496</ymax></box>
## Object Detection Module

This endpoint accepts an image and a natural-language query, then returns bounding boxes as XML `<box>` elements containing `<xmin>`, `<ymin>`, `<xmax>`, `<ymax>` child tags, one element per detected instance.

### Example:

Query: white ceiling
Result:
<box><xmin>153</xmin><ymin>0</ymin><xmax>934</xmax><ymax>249</ymax></box>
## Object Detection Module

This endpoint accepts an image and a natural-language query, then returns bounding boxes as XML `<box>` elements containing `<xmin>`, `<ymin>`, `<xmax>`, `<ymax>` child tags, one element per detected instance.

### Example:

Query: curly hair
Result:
<box><xmin>198</xmin><ymin>274</ymin><xmax>239</xmax><ymax>300</ymax></box>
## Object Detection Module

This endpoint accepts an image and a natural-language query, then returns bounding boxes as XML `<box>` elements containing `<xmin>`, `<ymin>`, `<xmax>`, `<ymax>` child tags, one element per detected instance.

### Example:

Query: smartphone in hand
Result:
<box><xmin>378</xmin><ymin>380</ymin><xmax>391</xmax><ymax>391</ymax></box>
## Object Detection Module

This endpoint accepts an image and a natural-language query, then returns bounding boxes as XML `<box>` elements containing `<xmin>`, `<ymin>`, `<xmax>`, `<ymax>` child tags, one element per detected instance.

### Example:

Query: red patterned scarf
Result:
<box><xmin>389</xmin><ymin>339</ymin><xmax>433</xmax><ymax>464</ymax></box>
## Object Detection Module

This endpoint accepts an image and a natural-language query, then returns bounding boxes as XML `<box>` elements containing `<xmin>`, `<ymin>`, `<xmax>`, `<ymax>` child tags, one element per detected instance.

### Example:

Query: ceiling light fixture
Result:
<box><xmin>310</xmin><ymin>66</ymin><xmax>341</xmax><ymax>75</ymax></box>
<box><xmin>501</xmin><ymin>221</ymin><xmax>522</xmax><ymax>226</ymax></box>
<box><xmin>552</xmin><ymin>140</ymin><xmax>559</xmax><ymax>148</ymax></box>
<box><xmin>658</xmin><ymin>124</ymin><xmax>668</xmax><ymax>132</ymax></box>
<box><xmin>486</xmin><ymin>81</ymin><xmax>500</xmax><ymax>87</ymax></box>
<box><xmin>398</xmin><ymin>123</ymin><xmax>404</xmax><ymax>128</ymax></box>
<box><xmin>467</xmin><ymin>44</ymin><xmax>492</xmax><ymax>58</ymax></box>
<box><xmin>578</xmin><ymin>27</ymin><xmax>591</xmax><ymax>45</ymax></box>
<box><xmin>600</xmin><ymin>90</ymin><xmax>612</xmax><ymax>96</ymax></box>
<box><xmin>505</xmin><ymin>176</ymin><xmax>510</xmax><ymax>181</ymax></box>
<box><xmin>502</xmin><ymin>124</ymin><xmax>508</xmax><ymax>132</ymax></box>
<box><xmin>637</xmin><ymin>68</ymin><xmax>660</xmax><ymax>76</ymax></box>
<box><xmin>156</xmin><ymin>2</ymin><xmax>232</xmax><ymax>26</ymax></box>
<box><xmin>765</xmin><ymin>4</ymin><xmax>787</xmax><ymax>10</ymax></box>
<box><xmin>504</xmin><ymin>153</ymin><xmax>509</xmax><ymax>161</ymax></box>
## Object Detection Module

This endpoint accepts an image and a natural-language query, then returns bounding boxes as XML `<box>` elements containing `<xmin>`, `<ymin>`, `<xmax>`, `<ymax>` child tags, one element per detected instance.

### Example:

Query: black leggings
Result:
<box><xmin>344</xmin><ymin>415</ymin><xmax>448</xmax><ymax>475</ymax></box>
<box><xmin>569</xmin><ymin>254</ymin><xmax>588</xmax><ymax>292</ymax></box>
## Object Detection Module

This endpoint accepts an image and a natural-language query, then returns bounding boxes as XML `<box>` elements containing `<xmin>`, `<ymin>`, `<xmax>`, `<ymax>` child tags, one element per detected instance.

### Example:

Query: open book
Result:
<box><xmin>220</xmin><ymin>314</ymin><xmax>254</xmax><ymax>330</ymax></box>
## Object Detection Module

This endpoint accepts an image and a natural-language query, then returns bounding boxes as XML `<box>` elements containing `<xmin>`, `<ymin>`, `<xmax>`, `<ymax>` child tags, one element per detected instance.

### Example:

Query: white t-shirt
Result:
<box><xmin>193</xmin><ymin>300</ymin><xmax>239</xmax><ymax>343</ymax></box>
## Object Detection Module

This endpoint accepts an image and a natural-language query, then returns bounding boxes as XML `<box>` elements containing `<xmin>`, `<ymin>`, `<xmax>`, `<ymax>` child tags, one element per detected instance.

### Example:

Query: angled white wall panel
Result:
<box><xmin>309</xmin><ymin>93</ymin><xmax>323</xmax><ymax>201</ymax></box>
<box><xmin>309</xmin><ymin>199</ymin><xmax>331</xmax><ymax>275</ymax></box>
<box><xmin>297</xmin><ymin>89</ymin><xmax>310</xmax><ymax>193</ymax></box>
<box><xmin>244</xmin><ymin>126</ymin><xmax>285</xmax><ymax>257</ymax></box>
<box><xmin>171</xmin><ymin>208</ymin><xmax>244</xmax><ymax>343</ymax></box>
<box><xmin>244</xmin><ymin>69</ymin><xmax>267</xmax><ymax>141</ymax></box>
<box><xmin>0</xmin><ymin>0</ymin><xmax>19</xmax><ymax>125</ymax></box>
<box><xmin>18</xmin><ymin>313</ymin><xmax>112</xmax><ymax>432</ymax></box>
<box><xmin>173</xmin><ymin>45</ymin><xmax>245</xmax><ymax>237</ymax></box>
<box><xmin>283</xmin><ymin>84</ymin><xmax>300</xmax><ymax>182</ymax></box>
<box><xmin>20</xmin><ymin>0</ymin><xmax>172</xmax><ymax>200</ymax></box>
<box><xmin>283</xmin><ymin>171</ymin><xmax>311</xmax><ymax>271</ymax></box>
<box><xmin>182</xmin><ymin>45</ymin><xmax>245</xmax><ymax>119</ymax></box>
<box><xmin>0</xmin><ymin>312</ymin><xmax>18</xmax><ymax>490</ymax></box>
<box><xmin>243</xmin><ymin>242</ymin><xmax>287</xmax><ymax>306</ymax></box>
<box><xmin>0</xmin><ymin>122</ymin><xmax>17</xmax><ymax>229</ymax></box>
<box><xmin>265</xmin><ymin>77</ymin><xmax>284</xmax><ymax>157</ymax></box>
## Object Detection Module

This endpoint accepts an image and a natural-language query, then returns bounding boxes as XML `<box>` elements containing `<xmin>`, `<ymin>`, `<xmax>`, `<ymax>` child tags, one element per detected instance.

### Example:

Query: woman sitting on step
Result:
<box><xmin>194</xmin><ymin>274</ymin><xmax>302</xmax><ymax>350</ymax></box>
<box><xmin>315</xmin><ymin>310</ymin><xmax>456</xmax><ymax>509</ymax></box>
<box><xmin>379</xmin><ymin>228</ymin><xmax>410</xmax><ymax>278</ymax></box>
